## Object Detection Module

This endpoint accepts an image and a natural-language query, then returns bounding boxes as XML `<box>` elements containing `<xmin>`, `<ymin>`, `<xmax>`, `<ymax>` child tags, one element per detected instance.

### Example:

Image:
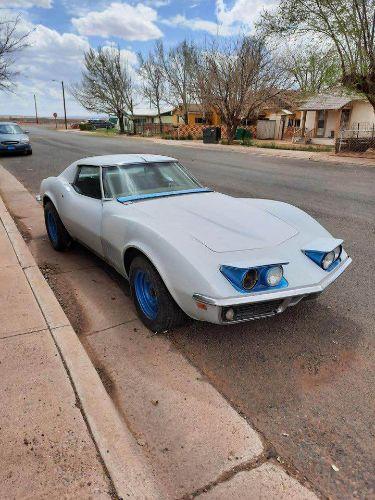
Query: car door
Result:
<box><xmin>65</xmin><ymin>165</ymin><xmax>104</xmax><ymax>256</ymax></box>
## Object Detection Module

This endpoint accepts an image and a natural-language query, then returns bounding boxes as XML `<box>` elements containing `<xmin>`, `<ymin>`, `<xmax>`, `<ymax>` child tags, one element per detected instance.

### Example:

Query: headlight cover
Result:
<box><xmin>20</xmin><ymin>137</ymin><xmax>29</xmax><ymax>143</ymax></box>
<box><xmin>220</xmin><ymin>264</ymin><xmax>288</xmax><ymax>293</ymax></box>
<box><xmin>304</xmin><ymin>245</ymin><xmax>342</xmax><ymax>272</ymax></box>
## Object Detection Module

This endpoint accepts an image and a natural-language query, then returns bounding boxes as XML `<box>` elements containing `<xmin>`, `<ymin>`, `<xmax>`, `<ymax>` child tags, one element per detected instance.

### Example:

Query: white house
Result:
<box><xmin>297</xmin><ymin>95</ymin><xmax>375</xmax><ymax>144</ymax></box>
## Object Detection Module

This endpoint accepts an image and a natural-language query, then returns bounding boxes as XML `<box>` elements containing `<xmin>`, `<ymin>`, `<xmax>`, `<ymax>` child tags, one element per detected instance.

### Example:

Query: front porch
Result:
<box><xmin>294</xmin><ymin>95</ymin><xmax>354</xmax><ymax>145</ymax></box>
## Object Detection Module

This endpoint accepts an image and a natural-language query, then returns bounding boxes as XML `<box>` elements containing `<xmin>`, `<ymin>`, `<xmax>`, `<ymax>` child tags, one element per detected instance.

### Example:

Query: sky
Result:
<box><xmin>0</xmin><ymin>0</ymin><xmax>276</xmax><ymax>117</ymax></box>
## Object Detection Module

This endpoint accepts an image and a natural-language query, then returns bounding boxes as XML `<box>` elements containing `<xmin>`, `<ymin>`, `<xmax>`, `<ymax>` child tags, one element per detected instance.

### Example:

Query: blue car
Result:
<box><xmin>0</xmin><ymin>122</ymin><xmax>32</xmax><ymax>155</ymax></box>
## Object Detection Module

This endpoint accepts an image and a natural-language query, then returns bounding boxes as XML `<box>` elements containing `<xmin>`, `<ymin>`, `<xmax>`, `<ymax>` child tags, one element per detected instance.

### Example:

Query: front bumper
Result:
<box><xmin>0</xmin><ymin>143</ymin><xmax>31</xmax><ymax>153</ymax></box>
<box><xmin>193</xmin><ymin>256</ymin><xmax>351</xmax><ymax>324</ymax></box>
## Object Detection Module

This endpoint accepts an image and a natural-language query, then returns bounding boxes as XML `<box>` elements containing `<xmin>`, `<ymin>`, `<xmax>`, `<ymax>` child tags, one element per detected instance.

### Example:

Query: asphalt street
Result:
<box><xmin>1</xmin><ymin>126</ymin><xmax>374</xmax><ymax>498</ymax></box>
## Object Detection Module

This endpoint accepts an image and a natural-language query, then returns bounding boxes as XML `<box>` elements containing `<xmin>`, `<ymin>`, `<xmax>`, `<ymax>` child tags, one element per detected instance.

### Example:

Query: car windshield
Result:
<box><xmin>103</xmin><ymin>161</ymin><xmax>204</xmax><ymax>199</ymax></box>
<box><xmin>0</xmin><ymin>124</ymin><xmax>24</xmax><ymax>134</ymax></box>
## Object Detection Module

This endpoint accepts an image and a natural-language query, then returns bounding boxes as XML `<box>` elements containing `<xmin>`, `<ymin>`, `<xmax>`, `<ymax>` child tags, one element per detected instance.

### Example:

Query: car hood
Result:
<box><xmin>134</xmin><ymin>192</ymin><xmax>299</xmax><ymax>253</ymax></box>
<box><xmin>0</xmin><ymin>133</ymin><xmax>28</xmax><ymax>142</ymax></box>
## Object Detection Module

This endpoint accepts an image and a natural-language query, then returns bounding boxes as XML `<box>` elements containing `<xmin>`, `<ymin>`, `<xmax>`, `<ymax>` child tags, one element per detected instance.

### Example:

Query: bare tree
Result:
<box><xmin>156</xmin><ymin>40</ymin><xmax>196</xmax><ymax>124</ymax></box>
<box><xmin>193</xmin><ymin>36</ymin><xmax>289</xmax><ymax>143</ymax></box>
<box><xmin>137</xmin><ymin>49</ymin><xmax>166</xmax><ymax>134</ymax></box>
<box><xmin>71</xmin><ymin>46</ymin><xmax>136</xmax><ymax>134</ymax></box>
<box><xmin>282</xmin><ymin>44</ymin><xmax>340</xmax><ymax>95</ymax></box>
<box><xmin>0</xmin><ymin>16</ymin><xmax>30</xmax><ymax>91</ymax></box>
<box><xmin>259</xmin><ymin>0</ymin><xmax>375</xmax><ymax>110</ymax></box>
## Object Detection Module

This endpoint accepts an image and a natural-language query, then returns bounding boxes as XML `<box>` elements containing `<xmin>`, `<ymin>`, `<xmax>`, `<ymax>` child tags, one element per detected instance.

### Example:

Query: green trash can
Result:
<box><xmin>235</xmin><ymin>128</ymin><xmax>252</xmax><ymax>140</ymax></box>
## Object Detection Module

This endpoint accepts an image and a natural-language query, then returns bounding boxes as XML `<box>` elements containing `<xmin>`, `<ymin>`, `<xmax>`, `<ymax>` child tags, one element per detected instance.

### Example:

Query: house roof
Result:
<box><xmin>174</xmin><ymin>104</ymin><xmax>207</xmax><ymax>113</ymax></box>
<box><xmin>132</xmin><ymin>106</ymin><xmax>174</xmax><ymax>117</ymax></box>
<box><xmin>298</xmin><ymin>95</ymin><xmax>353</xmax><ymax>111</ymax></box>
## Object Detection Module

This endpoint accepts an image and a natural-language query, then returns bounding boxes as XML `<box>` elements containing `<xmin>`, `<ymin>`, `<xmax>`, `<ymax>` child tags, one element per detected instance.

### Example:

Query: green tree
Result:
<box><xmin>282</xmin><ymin>45</ymin><xmax>340</xmax><ymax>94</ymax></box>
<box><xmin>260</xmin><ymin>0</ymin><xmax>375</xmax><ymax>109</ymax></box>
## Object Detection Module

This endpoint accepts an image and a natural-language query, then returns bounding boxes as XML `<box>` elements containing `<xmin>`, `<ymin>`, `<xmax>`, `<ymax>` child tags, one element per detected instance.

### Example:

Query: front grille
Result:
<box><xmin>222</xmin><ymin>299</ymin><xmax>283</xmax><ymax>322</ymax></box>
<box><xmin>1</xmin><ymin>140</ymin><xmax>19</xmax><ymax>145</ymax></box>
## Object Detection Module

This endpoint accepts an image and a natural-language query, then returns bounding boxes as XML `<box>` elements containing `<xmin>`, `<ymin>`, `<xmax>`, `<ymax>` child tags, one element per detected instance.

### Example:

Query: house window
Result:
<box><xmin>195</xmin><ymin>117</ymin><xmax>207</xmax><ymax>124</ymax></box>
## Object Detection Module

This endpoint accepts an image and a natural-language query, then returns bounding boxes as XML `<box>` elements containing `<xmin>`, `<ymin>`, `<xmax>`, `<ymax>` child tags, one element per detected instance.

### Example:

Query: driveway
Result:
<box><xmin>1</xmin><ymin>126</ymin><xmax>374</xmax><ymax>498</ymax></box>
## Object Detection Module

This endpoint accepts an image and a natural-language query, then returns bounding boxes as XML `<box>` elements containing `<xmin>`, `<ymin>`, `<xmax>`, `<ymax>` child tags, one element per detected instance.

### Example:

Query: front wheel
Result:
<box><xmin>44</xmin><ymin>201</ymin><xmax>72</xmax><ymax>251</ymax></box>
<box><xmin>129</xmin><ymin>256</ymin><xmax>186</xmax><ymax>333</ymax></box>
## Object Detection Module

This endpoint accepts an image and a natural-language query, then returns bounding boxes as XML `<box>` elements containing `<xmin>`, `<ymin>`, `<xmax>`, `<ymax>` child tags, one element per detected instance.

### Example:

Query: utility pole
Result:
<box><xmin>52</xmin><ymin>79</ymin><xmax>68</xmax><ymax>130</ymax></box>
<box><xmin>33</xmin><ymin>94</ymin><xmax>39</xmax><ymax>124</ymax></box>
<box><xmin>61</xmin><ymin>81</ymin><xmax>67</xmax><ymax>130</ymax></box>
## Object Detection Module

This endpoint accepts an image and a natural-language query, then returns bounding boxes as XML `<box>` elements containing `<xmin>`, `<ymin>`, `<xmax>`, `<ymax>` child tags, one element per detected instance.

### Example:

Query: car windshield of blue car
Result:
<box><xmin>103</xmin><ymin>162</ymin><xmax>205</xmax><ymax>200</ymax></box>
<box><xmin>0</xmin><ymin>124</ymin><xmax>24</xmax><ymax>134</ymax></box>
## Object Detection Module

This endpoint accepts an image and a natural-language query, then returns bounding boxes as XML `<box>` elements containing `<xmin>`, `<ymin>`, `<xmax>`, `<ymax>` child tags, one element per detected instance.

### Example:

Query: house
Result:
<box><xmin>297</xmin><ymin>94</ymin><xmax>375</xmax><ymax>144</ymax></box>
<box><xmin>172</xmin><ymin>104</ymin><xmax>222</xmax><ymax>126</ymax></box>
<box><xmin>257</xmin><ymin>107</ymin><xmax>294</xmax><ymax>140</ymax></box>
<box><xmin>131</xmin><ymin>106</ymin><xmax>174</xmax><ymax>126</ymax></box>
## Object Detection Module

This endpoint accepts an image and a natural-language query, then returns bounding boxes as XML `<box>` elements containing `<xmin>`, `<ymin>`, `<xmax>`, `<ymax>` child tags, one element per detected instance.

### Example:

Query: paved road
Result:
<box><xmin>2</xmin><ymin>127</ymin><xmax>374</xmax><ymax>498</ymax></box>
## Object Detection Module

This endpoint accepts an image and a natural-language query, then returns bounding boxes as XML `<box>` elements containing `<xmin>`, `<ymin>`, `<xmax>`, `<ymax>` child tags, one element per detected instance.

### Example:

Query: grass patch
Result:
<box><xmin>241</xmin><ymin>139</ymin><xmax>334</xmax><ymax>153</ymax></box>
<box><xmin>88</xmin><ymin>128</ymin><xmax>120</xmax><ymax>137</ymax></box>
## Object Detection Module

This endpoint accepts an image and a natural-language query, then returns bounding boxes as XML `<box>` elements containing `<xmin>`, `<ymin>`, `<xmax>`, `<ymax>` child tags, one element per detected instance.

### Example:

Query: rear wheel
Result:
<box><xmin>44</xmin><ymin>201</ymin><xmax>71</xmax><ymax>251</ymax></box>
<box><xmin>129</xmin><ymin>256</ymin><xmax>186</xmax><ymax>333</ymax></box>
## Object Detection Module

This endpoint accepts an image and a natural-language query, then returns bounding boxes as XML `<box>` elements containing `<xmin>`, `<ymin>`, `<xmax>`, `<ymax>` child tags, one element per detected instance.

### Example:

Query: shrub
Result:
<box><xmin>79</xmin><ymin>123</ymin><xmax>96</xmax><ymax>131</ymax></box>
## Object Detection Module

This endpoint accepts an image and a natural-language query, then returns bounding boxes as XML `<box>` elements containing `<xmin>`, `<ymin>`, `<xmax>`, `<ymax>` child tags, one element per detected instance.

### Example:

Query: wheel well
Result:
<box><xmin>43</xmin><ymin>195</ymin><xmax>52</xmax><ymax>207</ymax></box>
<box><xmin>124</xmin><ymin>247</ymin><xmax>147</xmax><ymax>276</ymax></box>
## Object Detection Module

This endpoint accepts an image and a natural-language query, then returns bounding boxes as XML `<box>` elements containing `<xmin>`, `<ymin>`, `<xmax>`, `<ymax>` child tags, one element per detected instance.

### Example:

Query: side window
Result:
<box><xmin>73</xmin><ymin>166</ymin><xmax>102</xmax><ymax>199</ymax></box>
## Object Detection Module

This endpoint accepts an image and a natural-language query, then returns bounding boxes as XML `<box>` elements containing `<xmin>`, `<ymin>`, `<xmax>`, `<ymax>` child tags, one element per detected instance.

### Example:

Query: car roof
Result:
<box><xmin>0</xmin><ymin>122</ymin><xmax>18</xmax><ymax>125</ymax></box>
<box><xmin>77</xmin><ymin>154</ymin><xmax>177</xmax><ymax>166</ymax></box>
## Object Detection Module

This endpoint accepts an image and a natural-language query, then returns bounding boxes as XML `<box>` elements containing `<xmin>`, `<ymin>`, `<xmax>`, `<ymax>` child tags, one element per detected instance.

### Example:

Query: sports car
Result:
<box><xmin>39</xmin><ymin>154</ymin><xmax>351</xmax><ymax>332</ymax></box>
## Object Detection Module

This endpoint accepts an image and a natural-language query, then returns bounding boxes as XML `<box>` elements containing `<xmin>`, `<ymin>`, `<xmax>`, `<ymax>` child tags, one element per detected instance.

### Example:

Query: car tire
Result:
<box><xmin>44</xmin><ymin>201</ymin><xmax>72</xmax><ymax>251</ymax></box>
<box><xmin>129</xmin><ymin>256</ymin><xmax>187</xmax><ymax>333</ymax></box>
<box><xmin>27</xmin><ymin>150</ymin><xmax>32</xmax><ymax>155</ymax></box>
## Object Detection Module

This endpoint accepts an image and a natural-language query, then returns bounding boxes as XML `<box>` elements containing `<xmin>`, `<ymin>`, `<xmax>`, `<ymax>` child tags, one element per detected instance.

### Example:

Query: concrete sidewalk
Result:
<box><xmin>0</xmin><ymin>195</ymin><xmax>160</xmax><ymax>499</ymax></box>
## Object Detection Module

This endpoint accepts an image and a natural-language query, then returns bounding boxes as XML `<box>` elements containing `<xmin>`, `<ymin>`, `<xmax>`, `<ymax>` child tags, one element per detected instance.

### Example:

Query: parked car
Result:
<box><xmin>38</xmin><ymin>154</ymin><xmax>351</xmax><ymax>332</ymax></box>
<box><xmin>87</xmin><ymin>119</ymin><xmax>115</xmax><ymax>129</ymax></box>
<box><xmin>0</xmin><ymin>122</ymin><xmax>32</xmax><ymax>155</ymax></box>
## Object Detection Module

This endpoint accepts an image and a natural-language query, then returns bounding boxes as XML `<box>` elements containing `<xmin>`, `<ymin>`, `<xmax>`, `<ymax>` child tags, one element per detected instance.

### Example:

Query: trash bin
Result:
<box><xmin>235</xmin><ymin>128</ymin><xmax>252</xmax><ymax>140</ymax></box>
<box><xmin>203</xmin><ymin>126</ymin><xmax>221</xmax><ymax>144</ymax></box>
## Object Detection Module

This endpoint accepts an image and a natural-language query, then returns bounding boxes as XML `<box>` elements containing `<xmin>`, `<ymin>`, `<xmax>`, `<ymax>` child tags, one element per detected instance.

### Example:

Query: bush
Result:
<box><xmin>242</xmin><ymin>137</ymin><xmax>253</xmax><ymax>146</ymax></box>
<box><xmin>79</xmin><ymin>123</ymin><xmax>96</xmax><ymax>131</ymax></box>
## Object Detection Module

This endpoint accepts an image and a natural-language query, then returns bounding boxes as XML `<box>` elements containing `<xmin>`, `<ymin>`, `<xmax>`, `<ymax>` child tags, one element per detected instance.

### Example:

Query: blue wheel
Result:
<box><xmin>134</xmin><ymin>269</ymin><xmax>158</xmax><ymax>320</ymax></box>
<box><xmin>44</xmin><ymin>201</ymin><xmax>71</xmax><ymax>251</ymax></box>
<box><xmin>47</xmin><ymin>211</ymin><xmax>58</xmax><ymax>246</ymax></box>
<box><xmin>130</xmin><ymin>256</ymin><xmax>186</xmax><ymax>333</ymax></box>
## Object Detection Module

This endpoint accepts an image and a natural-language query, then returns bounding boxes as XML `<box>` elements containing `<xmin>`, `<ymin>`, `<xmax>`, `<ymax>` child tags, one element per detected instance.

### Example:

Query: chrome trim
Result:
<box><xmin>193</xmin><ymin>257</ymin><xmax>351</xmax><ymax>307</ymax></box>
<box><xmin>35</xmin><ymin>194</ymin><xmax>42</xmax><ymax>202</ymax></box>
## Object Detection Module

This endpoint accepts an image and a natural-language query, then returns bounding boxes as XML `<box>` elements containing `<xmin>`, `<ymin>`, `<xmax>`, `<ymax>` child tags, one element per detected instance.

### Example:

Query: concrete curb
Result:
<box><xmin>0</xmin><ymin>195</ymin><xmax>162</xmax><ymax>499</ymax></box>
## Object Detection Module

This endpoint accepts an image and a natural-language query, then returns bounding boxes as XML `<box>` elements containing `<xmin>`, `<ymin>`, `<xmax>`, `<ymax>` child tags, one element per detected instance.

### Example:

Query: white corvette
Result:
<box><xmin>39</xmin><ymin>154</ymin><xmax>351</xmax><ymax>332</ymax></box>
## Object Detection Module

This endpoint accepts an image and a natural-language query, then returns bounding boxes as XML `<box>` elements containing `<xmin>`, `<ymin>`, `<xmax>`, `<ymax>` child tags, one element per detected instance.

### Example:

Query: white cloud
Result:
<box><xmin>72</xmin><ymin>2</ymin><xmax>163</xmax><ymax>41</ymax></box>
<box><xmin>0</xmin><ymin>0</ymin><xmax>52</xmax><ymax>7</ymax></box>
<box><xmin>0</xmin><ymin>22</ymin><xmax>90</xmax><ymax>116</ymax></box>
<box><xmin>216</xmin><ymin>0</ymin><xmax>276</xmax><ymax>29</ymax></box>
<box><xmin>164</xmin><ymin>0</ymin><xmax>276</xmax><ymax>37</ymax></box>
<box><xmin>19</xmin><ymin>23</ymin><xmax>89</xmax><ymax>81</ymax></box>
<box><xmin>164</xmin><ymin>14</ymin><xmax>233</xmax><ymax>36</ymax></box>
